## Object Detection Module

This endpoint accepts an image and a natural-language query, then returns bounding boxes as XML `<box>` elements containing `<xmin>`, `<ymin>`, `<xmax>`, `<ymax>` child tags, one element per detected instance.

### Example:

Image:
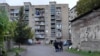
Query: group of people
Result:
<box><xmin>53</xmin><ymin>39</ymin><xmax>63</xmax><ymax>52</ymax></box>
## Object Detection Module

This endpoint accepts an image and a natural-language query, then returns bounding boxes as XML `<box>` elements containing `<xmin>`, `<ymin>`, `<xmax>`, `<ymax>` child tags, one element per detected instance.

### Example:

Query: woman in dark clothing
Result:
<box><xmin>53</xmin><ymin>40</ymin><xmax>59</xmax><ymax>52</ymax></box>
<box><xmin>58</xmin><ymin>41</ymin><xmax>63</xmax><ymax>51</ymax></box>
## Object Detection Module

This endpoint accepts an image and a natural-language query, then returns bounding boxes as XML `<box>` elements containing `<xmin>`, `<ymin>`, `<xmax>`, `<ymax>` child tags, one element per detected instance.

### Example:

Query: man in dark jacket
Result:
<box><xmin>58</xmin><ymin>40</ymin><xmax>63</xmax><ymax>51</ymax></box>
<box><xmin>53</xmin><ymin>40</ymin><xmax>59</xmax><ymax>52</ymax></box>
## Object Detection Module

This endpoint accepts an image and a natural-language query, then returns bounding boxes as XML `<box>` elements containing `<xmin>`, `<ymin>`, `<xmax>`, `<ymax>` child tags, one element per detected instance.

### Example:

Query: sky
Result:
<box><xmin>0</xmin><ymin>0</ymin><xmax>79</xmax><ymax>8</ymax></box>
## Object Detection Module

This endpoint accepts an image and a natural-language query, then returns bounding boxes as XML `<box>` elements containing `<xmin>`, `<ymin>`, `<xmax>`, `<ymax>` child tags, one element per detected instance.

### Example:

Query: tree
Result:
<box><xmin>0</xmin><ymin>7</ymin><xmax>9</xmax><ymax>47</ymax></box>
<box><xmin>8</xmin><ymin>21</ymin><xmax>17</xmax><ymax>38</ymax></box>
<box><xmin>0</xmin><ymin>6</ymin><xmax>9</xmax><ymax>55</ymax></box>
<box><xmin>76</xmin><ymin>0</ymin><xmax>100</xmax><ymax>15</ymax></box>
<box><xmin>23</xmin><ymin>27</ymin><xmax>34</xmax><ymax>39</ymax></box>
<box><xmin>14</xmin><ymin>7</ymin><xmax>25</xmax><ymax>48</ymax></box>
<box><xmin>6</xmin><ymin>21</ymin><xmax>17</xmax><ymax>50</ymax></box>
<box><xmin>14</xmin><ymin>7</ymin><xmax>34</xmax><ymax>47</ymax></box>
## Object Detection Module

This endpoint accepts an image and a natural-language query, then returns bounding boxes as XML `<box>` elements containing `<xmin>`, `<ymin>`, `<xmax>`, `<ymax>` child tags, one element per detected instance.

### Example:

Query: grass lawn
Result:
<box><xmin>7</xmin><ymin>47</ymin><xmax>26</xmax><ymax>56</ymax></box>
<box><xmin>66</xmin><ymin>48</ymin><xmax>100</xmax><ymax>56</ymax></box>
<box><xmin>9</xmin><ymin>47</ymin><xmax>26</xmax><ymax>54</ymax></box>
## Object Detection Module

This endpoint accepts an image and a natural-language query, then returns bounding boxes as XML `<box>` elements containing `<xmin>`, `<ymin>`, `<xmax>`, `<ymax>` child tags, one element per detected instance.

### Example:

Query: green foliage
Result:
<box><xmin>23</xmin><ymin>27</ymin><xmax>34</xmax><ymax>39</ymax></box>
<box><xmin>14</xmin><ymin>25</ymin><xmax>34</xmax><ymax>44</ymax></box>
<box><xmin>8</xmin><ymin>21</ymin><xmax>17</xmax><ymax>38</ymax></box>
<box><xmin>10</xmin><ymin>47</ymin><xmax>25</xmax><ymax>53</ymax></box>
<box><xmin>76</xmin><ymin>0</ymin><xmax>100</xmax><ymax>15</ymax></box>
<box><xmin>2</xmin><ymin>49</ymin><xmax>7</xmax><ymax>56</ymax></box>
<box><xmin>0</xmin><ymin>6</ymin><xmax>9</xmax><ymax>49</ymax></box>
<box><xmin>14</xmin><ymin>7</ymin><xmax>25</xmax><ymax>44</ymax></box>
<box><xmin>66</xmin><ymin>48</ymin><xmax>100</xmax><ymax>56</ymax></box>
<box><xmin>0</xmin><ymin>7</ymin><xmax>9</xmax><ymax>34</ymax></box>
<box><xmin>14</xmin><ymin>7</ymin><xmax>34</xmax><ymax>44</ymax></box>
<box><xmin>0</xmin><ymin>6</ymin><xmax>10</xmax><ymax>56</ymax></box>
<box><xmin>9</xmin><ymin>47</ymin><xmax>25</xmax><ymax>56</ymax></box>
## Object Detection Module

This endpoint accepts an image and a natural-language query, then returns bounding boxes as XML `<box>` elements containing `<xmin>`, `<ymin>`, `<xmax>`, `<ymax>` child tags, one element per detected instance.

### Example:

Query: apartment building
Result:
<box><xmin>0</xmin><ymin>2</ymin><xmax>69</xmax><ymax>41</ymax></box>
<box><xmin>68</xmin><ymin>6</ymin><xmax>78</xmax><ymax>39</ymax></box>
<box><xmin>69</xmin><ymin>6</ymin><xmax>77</xmax><ymax>21</ymax></box>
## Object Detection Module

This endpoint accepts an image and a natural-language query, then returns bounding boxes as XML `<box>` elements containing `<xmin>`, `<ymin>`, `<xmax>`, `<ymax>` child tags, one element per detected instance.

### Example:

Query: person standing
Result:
<box><xmin>53</xmin><ymin>40</ymin><xmax>59</xmax><ymax>52</ymax></box>
<box><xmin>58</xmin><ymin>40</ymin><xmax>63</xmax><ymax>51</ymax></box>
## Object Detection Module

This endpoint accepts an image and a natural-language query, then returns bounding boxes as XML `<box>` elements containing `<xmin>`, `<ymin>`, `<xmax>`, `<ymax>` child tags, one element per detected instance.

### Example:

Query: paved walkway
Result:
<box><xmin>23</xmin><ymin>44</ymin><xmax>80</xmax><ymax>56</ymax></box>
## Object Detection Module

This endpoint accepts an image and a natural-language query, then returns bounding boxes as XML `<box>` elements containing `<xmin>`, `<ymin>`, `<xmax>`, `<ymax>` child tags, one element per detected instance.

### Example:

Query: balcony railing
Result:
<box><xmin>56</xmin><ymin>32</ymin><xmax>62</xmax><ymax>37</ymax></box>
<box><xmin>51</xmin><ymin>25</ymin><xmax>55</xmax><ymax>28</ymax></box>
<box><xmin>51</xmin><ymin>21</ymin><xmax>55</xmax><ymax>23</ymax></box>
<box><xmin>35</xmin><ymin>14</ymin><xmax>45</xmax><ymax>17</ymax></box>
<box><xmin>35</xmin><ymin>32</ymin><xmax>45</xmax><ymax>34</ymax></box>
<box><xmin>35</xmin><ymin>22</ymin><xmax>45</xmax><ymax>25</ymax></box>
<box><xmin>35</xmin><ymin>35</ymin><xmax>45</xmax><ymax>38</ymax></box>
<box><xmin>40</xmin><ymin>23</ymin><xmax>45</xmax><ymax>25</ymax></box>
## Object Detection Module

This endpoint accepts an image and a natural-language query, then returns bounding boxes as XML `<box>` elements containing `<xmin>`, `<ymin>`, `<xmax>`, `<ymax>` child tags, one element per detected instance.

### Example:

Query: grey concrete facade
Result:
<box><xmin>68</xmin><ymin>6</ymin><xmax>77</xmax><ymax>40</ymax></box>
<box><xmin>69</xmin><ymin>6</ymin><xmax>77</xmax><ymax>21</ymax></box>
<box><xmin>71</xmin><ymin>7</ymin><xmax>100</xmax><ymax>51</ymax></box>
<box><xmin>0</xmin><ymin>2</ymin><xmax>69</xmax><ymax>41</ymax></box>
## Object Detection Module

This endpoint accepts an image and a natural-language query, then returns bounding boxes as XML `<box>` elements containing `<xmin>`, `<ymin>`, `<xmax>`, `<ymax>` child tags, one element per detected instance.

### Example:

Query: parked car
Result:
<box><xmin>27</xmin><ymin>39</ymin><xmax>33</xmax><ymax>45</ymax></box>
<box><xmin>45</xmin><ymin>40</ymin><xmax>50</xmax><ymax>44</ymax></box>
<box><xmin>63</xmin><ymin>40</ymin><xmax>72</xmax><ymax>46</ymax></box>
<box><xmin>35</xmin><ymin>41</ymin><xmax>41</xmax><ymax>44</ymax></box>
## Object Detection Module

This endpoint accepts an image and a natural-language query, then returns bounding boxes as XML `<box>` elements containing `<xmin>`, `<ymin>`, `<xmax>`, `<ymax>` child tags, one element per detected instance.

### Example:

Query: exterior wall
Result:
<box><xmin>0</xmin><ymin>2</ymin><xmax>69</xmax><ymax>40</ymax></box>
<box><xmin>44</xmin><ymin>5</ymin><xmax>51</xmax><ymax>40</ymax></box>
<box><xmin>33</xmin><ymin>5</ymin><xmax>49</xmax><ymax>39</ymax></box>
<box><xmin>9</xmin><ymin>6</ymin><xmax>21</xmax><ymax>21</ymax></box>
<box><xmin>69</xmin><ymin>6</ymin><xmax>77</xmax><ymax>21</ymax></box>
<box><xmin>71</xmin><ymin>8</ymin><xmax>100</xmax><ymax>51</ymax></box>
<box><xmin>68</xmin><ymin>6</ymin><xmax>77</xmax><ymax>41</ymax></box>
<box><xmin>60</xmin><ymin>4</ymin><xmax>69</xmax><ymax>40</ymax></box>
<box><xmin>24</xmin><ymin>2</ymin><xmax>34</xmax><ymax>33</ymax></box>
<box><xmin>0</xmin><ymin>3</ymin><xmax>10</xmax><ymax>21</ymax></box>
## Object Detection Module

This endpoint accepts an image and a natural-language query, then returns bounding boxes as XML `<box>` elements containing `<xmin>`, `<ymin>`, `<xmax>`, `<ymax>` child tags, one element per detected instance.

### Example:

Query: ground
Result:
<box><xmin>21</xmin><ymin>44</ymin><xmax>80</xmax><ymax>56</ymax></box>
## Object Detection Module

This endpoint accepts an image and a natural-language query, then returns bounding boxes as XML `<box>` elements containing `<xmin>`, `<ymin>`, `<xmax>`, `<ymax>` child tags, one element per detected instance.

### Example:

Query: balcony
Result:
<box><xmin>51</xmin><ymin>21</ymin><xmax>55</xmax><ymax>23</ymax></box>
<box><xmin>51</xmin><ymin>29</ymin><xmax>55</xmax><ymax>31</ymax></box>
<box><xmin>51</xmin><ymin>16</ymin><xmax>55</xmax><ymax>19</ymax></box>
<box><xmin>35</xmin><ymin>18</ymin><xmax>39</xmax><ymax>21</ymax></box>
<box><xmin>25</xmin><ymin>11</ymin><xmax>29</xmax><ymax>14</ymax></box>
<box><xmin>10</xmin><ymin>9</ymin><xmax>19</xmax><ymax>13</ymax></box>
<box><xmin>35</xmin><ymin>14</ymin><xmax>45</xmax><ymax>18</ymax></box>
<box><xmin>40</xmin><ymin>22</ymin><xmax>45</xmax><ymax>25</ymax></box>
<box><xmin>35</xmin><ymin>32</ymin><xmax>45</xmax><ymax>34</ymax></box>
<box><xmin>35</xmin><ymin>22</ymin><xmax>45</xmax><ymax>25</ymax></box>
<box><xmin>51</xmin><ymin>31</ymin><xmax>55</xmax><ymax>33</ymax></box>
<box><xmin>51</xmin><ymin>25</ymin><xmax>55</xmax><ymax>28</ymax></box>
<box><xmin>35</xmin><ymin>26</ymin><xmax>40</xmax><ymax>29</ymax></box>
<box><xmin>56</xmin><ymin>25</ymin><xmax>62</xmax><ymax>29</ymax></box>
<box><xmin>40</xmin><ymin>27</ymin><xmax>45</xmax><ymax>30</ymax></box>
<box><xmin>35</xmin><ymin>35</ymin><xmax>45</xmax><ymax>38</ymax></box>
<box><xmin>40</xmin><ymin>19</ymin><xmax>45</xmax><ymax>21</ymax></box>
<box><xmin>35</xmin><ymin>22</ymin><xmax>40</xmax><ymax>25</ymax></box>
<box><xmin>56</xmin><ymin>32</ymin><xmax>62</xmax><ymax>37</ymax></box>
<box><xmin>51</xmin><ymin>34</ymin><xmax>55</xmax><ymax>37</ymax></box>
<box><xmin>56</xmin><ymin>18</ymin><xmax>61</xmax><ymax>20</ymax></box>
<box><xmin>25</xmin><ymin>7</ymin><xmax>29</xmax><ymax>11</ymax></box>
<box><xmin>23</xmin><ymin>17</ymin><xmax>29</xmax><ymax>21</ymax></box>
<box><xmin>40</xmin><ymin>32</ymin><xmax>45</xmax><ymax>34</ymax></box>
<box><xmin>35</xmin><ymin>18</ymin><xmax>45</xmax><ymax>22</ymax></box>
<box><xmin>56</xmin><ymin>16</ymin><xmax>61</xmax><ymax>20</ymax></box>
<box><xmin>35</xmin><ymin>32</ymin><xmax>40</xmax><ymax>34</ymax></box>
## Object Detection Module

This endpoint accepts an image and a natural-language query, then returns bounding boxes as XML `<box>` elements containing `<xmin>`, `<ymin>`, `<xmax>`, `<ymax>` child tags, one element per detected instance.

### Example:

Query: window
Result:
<box><xmin>10</xmin><ymin>13</ymin><xmax>14</xmax><ymax>16</ymax></box>
<box><xmin>15</xmin><ymin>13</ymin><xmax>18</xmax><ymax>16</ymax></box>
<box><xmin>10</xmin><ymin>9</ymin><xmax>14</xmax><ymax>11</ymax></box>
<box><xmin>25</xmin><ymin>5</ymin><xmax>29</xmax><ymax>9</ymax></box>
